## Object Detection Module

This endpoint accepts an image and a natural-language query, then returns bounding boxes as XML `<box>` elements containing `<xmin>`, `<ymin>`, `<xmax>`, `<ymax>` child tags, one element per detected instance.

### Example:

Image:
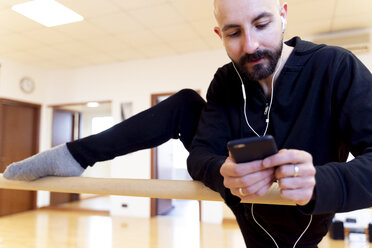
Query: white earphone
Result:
<box><xmin>281</xmin><ymin>16</ymin><xmax>286</xmax><ymax>33</ymax></box>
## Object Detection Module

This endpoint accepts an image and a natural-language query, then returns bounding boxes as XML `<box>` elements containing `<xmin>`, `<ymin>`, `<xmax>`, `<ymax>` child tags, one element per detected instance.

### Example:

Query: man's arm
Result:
<box><xmin>187</xmin><ymin>99</ymin><xmax>234</xmax><ymax>202</ymax></box>
<box><xmin>187</xmin><ymin>65</ymin><xmax>242</xmax><ymax>204</ymax></box>
<box><xmin>187</xmin><ymin>64</ymin><xmax>277</xmax><ymax>205</ymax></box>
<box><xmin>299</xmin><ymin>50</ymin><xmax>372</xmax><ymax>214</ymax></box>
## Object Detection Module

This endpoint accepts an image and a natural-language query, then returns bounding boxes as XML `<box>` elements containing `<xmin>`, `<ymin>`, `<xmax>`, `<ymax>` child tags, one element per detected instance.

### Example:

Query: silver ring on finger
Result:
<box><xmin>293</xmin><ymin>165</ymin><xmax>299</xmax><ymax>177</ymax></box>
<box><xmin>239</xmin><ymin>187</ymin><xmax>248</xmax><ymax>197</ymax></box>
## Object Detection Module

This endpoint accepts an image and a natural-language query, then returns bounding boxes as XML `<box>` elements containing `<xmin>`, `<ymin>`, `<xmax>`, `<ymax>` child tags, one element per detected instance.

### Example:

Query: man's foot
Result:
<box><xmin>3</xmin><ymin>144</ymin><xmax>84</xmax><ymax>181</ymax></box>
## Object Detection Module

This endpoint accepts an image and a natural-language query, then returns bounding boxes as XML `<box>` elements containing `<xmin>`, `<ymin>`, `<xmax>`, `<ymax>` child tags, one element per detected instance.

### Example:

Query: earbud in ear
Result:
<box><xmin>281</xmin><ymin>16</ymin><xmax>286</xmax><ymax>33</ymax></box>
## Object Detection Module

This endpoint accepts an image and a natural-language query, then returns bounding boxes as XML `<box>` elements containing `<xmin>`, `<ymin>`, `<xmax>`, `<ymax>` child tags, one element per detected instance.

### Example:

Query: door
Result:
<box><xmin>49</xmin><ymin>109</ymin><xmax>81</xmax><ymax>206</ymax></box>
<box><xmin>0</xmin><ymin>99</ymin><xmax>40</xmax><ymax>216</ymax></box>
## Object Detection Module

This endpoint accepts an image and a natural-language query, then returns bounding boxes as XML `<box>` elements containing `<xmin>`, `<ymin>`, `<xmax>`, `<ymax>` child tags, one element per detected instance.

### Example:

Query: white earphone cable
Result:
<box><xmin>251</xmin><ymin>204</ymin><xmax>313</xmax><ymax>248</ymax></box>
<box><xmin>293</xmin><ymin>214</ymin><xmax>313</xmax><ymax>248</ymax></box>
<box><xmin>232</xmin><ymin>45</ymin><xmax>283</xmax><ymax>137</ymax></box>
<box><xmin>251</xmin><ymin>204</ymin><xmax>279</xmax><ymax>248</ymax></box>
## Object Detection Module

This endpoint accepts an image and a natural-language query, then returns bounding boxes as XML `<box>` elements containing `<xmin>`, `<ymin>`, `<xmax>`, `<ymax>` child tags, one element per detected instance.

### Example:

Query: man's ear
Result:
<box><xmin>214</xmin><ymin>27</ymin><xmax>222</xmax><ymax>39</ymax></box>
<box><xmin>280</xmin><ymin>2</ymin><xmax>288</xmax><ymax>27</ymax></box>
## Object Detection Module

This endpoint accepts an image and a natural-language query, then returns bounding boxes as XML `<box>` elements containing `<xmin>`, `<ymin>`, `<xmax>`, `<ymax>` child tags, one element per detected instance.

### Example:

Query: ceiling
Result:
<box><xmin>0</xmin><ymin>0</ymin><xmax>371</xmax><ymax>69</ymax></box>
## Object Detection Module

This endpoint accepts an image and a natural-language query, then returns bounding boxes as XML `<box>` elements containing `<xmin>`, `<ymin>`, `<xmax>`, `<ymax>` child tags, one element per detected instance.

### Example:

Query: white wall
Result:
<box><xmin>0</xmin><ymin>57</ymin><xmax>47</xmax><ymax>103</ymax></box>
<box><xmin>43</xmin><ymin>49</ymin><xmax>230</xmax><ymax>105</ymax></box>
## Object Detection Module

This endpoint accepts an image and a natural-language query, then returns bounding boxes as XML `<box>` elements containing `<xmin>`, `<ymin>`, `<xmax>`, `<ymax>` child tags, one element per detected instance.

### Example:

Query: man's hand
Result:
<box><xmin>220</xmin><ymin>155</ymin><xmax>275</xmax><ymax>200</ymax></box>
<box><xmin>263</xmin><ymin>149</ymin><xmax>316</xmax><ymax>206</ymax></box>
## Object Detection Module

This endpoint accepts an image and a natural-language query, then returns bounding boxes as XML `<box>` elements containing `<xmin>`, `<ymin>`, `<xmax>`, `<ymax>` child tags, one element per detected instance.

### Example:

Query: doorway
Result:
<box><xmin>150</xmin><ymin>92</ymin><xmax>200</xmax><ymax>218</ymax></box>
<box><xmin>49</xmin><ymin>108</ymin><xmax>81</xmax><ymax>206</ymax></box>
<box><xmin>48</xmin><ymin>101</ymin><xmax>113</xmax><ymax>209</ymax></box>
<box><xmin>0</xmin><ymin>98</ymin><xmax>40</xmax><ymax>216</ymax></box>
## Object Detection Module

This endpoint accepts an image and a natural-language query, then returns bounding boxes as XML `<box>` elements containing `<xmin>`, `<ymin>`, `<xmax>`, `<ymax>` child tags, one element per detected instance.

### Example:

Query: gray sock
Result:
<box><xmin>3</xmin><ymin>144</ymin><xmax>84</xmax><ymax>181</ymax></box>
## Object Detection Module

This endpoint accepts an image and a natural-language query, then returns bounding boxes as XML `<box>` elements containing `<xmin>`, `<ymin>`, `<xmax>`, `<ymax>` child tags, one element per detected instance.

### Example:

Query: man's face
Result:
<box><xmin>214</xmin><ymin>0</ymin><xmax>286</xmax><ymax>81</ymax></box>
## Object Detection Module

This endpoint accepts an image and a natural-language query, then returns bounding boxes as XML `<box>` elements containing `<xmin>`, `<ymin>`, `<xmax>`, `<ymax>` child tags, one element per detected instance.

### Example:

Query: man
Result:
<box><xmin>4</xmin><ymin>0</ymin><xmax>372</xmax><ymax>247</ymax></box>
<box><xmin>187</xmin><ymin>0</ymin><xmax>372</xmax><ymax>247</ymax></box>
<box><xmin>213</xmin><ymin>0</ymin><xmax>315</xmax><ymax>206</ymax></box>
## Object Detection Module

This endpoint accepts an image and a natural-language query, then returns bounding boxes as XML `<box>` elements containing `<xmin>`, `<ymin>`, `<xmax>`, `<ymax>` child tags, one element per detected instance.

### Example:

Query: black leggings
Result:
<box><xmin>67</xmin><ymin>89</ymin><xmax>206</xmax><ymax>168</ymax></box>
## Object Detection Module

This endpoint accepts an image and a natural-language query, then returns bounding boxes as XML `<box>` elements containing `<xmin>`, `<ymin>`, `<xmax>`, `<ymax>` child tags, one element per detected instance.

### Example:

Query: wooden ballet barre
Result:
<box><xmin>0</xmin><ymin>174</ymin><xmax>295</xmax><ymax>206</ymax></box>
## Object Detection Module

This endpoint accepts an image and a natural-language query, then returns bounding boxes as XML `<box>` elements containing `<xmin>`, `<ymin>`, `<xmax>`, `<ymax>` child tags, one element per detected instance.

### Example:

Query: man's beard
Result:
<box><xmin>235</xmin><ymin>41</ymin><xmax>283</xmax><ymax>81</ymax></box>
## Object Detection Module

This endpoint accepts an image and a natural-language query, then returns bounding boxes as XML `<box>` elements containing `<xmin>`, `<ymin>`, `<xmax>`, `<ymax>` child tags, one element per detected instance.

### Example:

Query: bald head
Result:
<box><xmin>214</xmin><ymin>0</ymin><xmax>282</xmax><ymax>23</ymax></box>
<box><xmin>214</xmin><ymin>0</ymin><xmax>280</xmax><ymax>9</ymax></box>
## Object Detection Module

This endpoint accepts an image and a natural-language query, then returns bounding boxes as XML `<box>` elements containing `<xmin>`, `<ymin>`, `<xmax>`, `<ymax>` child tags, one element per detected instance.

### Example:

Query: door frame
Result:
<box><xmin>47</xmin><ymin>100</ymin><xmax>112</xmax><ymax>210</ymax></box>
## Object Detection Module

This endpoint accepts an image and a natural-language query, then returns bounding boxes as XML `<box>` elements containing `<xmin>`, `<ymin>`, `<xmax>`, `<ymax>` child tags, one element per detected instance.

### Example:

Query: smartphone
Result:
<box><xmin>227</xmin><ymin>135</ymin><xmax>278</xmax><ymax>163</ymax></box>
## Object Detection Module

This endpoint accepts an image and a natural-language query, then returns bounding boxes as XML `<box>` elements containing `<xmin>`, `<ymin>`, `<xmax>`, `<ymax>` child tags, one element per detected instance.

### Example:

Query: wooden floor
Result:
<box><xmin>0</xmin><ymin>197</ymin><xmax>370</xmax><ymax>248</ymax></box>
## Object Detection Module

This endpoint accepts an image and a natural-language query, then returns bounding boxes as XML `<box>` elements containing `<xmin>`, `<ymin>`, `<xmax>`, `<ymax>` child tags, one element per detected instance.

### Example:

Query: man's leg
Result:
<box><xmin>67</xmin><ymin>89</ymin><xmax>205</xmax><ymax>167</ymax></box>
<box><xmin>4</xmin><ymin>89</ymin><xmax>205</xmax><ymax>180</ymax></box>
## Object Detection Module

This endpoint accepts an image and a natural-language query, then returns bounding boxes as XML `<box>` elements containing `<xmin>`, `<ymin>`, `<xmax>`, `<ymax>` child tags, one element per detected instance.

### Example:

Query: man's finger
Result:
<box><xmin>278</xmin><ymin>176</ymin><xmax>316</xmax><ymax>190</ymax></box>
<box><xmin>222</xmin><ymin>160</ymin><xmax>266</xmax><ymax>177</ymax></box>
<box><xmin>263</xmin><ymin>149</ymin><xmax>312</xmax><ymax>168</ymax></box>
<box><xmin>275</xmin><ymin>164</ymin><xmax>316</xmax><ymax>178</ymax></box>
<box><xmin>280</xmin><ymin>188</ymin><xmax>314</xmax><ymax>206</ymax></box>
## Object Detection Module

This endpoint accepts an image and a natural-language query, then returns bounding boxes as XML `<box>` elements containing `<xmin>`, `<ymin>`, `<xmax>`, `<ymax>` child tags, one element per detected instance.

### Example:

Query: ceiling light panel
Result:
<box><xmin>12</xmin><ymin>0</ymin><xmax>83</xmax><ymax>27</ymax></box>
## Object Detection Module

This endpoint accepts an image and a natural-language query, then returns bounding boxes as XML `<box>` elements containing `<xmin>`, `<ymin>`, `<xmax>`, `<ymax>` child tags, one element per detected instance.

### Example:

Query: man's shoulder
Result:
<box><xmin>211</xmin><ymin>62</ymin><xmax>237</xmax><ymax>89</ymax></box>
<box><xmin>291</xmin><ymin>36</ymin><xmax>353</xmax><ymax>59</ymax></box>
<box><xmin>207</xmin><ymin>62</ymin><xmax>242</xmax><ymax>103</ymax></box>
<box><xmin>214</xmin><ymin>62</ymin><xmax>234</xmax><ymax>77</ymax></box>
<box><xmin>288</xmin><ymin>36</ymin><xmax>356</xmax><ymax>68</ymax></box>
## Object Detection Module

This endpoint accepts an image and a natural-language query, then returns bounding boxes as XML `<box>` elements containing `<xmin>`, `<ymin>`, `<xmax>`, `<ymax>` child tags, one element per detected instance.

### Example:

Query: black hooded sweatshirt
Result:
<box><xmin>187</xmin><ymin>37</ymin><xmax>372</xmax><ymax>247</ymax></box>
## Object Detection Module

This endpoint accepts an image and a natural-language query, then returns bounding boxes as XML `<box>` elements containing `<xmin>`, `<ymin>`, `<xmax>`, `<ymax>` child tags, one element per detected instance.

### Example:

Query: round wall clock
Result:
<box><xmin>19</xmin><ymin>77</ymin><xmax>35</xmax><ymax>93</ymax></box>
